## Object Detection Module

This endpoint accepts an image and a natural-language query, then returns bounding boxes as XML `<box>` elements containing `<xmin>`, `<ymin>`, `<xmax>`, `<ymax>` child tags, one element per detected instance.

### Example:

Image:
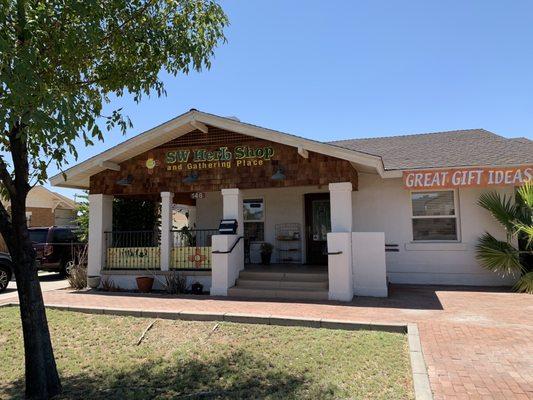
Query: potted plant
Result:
<box><xmin>87</xmin><ymin>275</ymin><xmax>101</xmax><ymax>289</ymax></box>
<box><xmin>191</xmin><ymin>281</ymin><xmax>204</xmax><ymax>295</ymax></box>
<box><xmin>260</xmin><ymin>242</ymin><xmax>274</xmax><ymax>265</ymax></box>
<box><xmin>136</xmin><ymin>276</ymin><xmax>154</xmax><ymax>293</ymax></box>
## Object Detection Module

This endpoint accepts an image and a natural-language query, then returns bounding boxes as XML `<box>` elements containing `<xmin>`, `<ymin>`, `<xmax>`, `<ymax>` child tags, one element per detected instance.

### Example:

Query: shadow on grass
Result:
<box><xmin>5</xmin><ymin>350</ymin><xmax>337</xmax><ymax>400</ymax></box>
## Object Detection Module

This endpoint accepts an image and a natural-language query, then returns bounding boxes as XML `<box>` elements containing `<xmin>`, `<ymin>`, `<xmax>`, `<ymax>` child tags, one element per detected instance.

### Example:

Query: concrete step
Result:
<box><xmin>227</xmin><ymin>286</ymin><xmax>329</xmax><ymax>301</ymax></box>
<box><xmin>235</xmin><ymin>278</ymin><xmax>328</xmax><ymax>290</ymax></box>
<box><xmin>238</xmin><ymin>270</ymin><xmax>328</xmax><ymax>282</ymax></box>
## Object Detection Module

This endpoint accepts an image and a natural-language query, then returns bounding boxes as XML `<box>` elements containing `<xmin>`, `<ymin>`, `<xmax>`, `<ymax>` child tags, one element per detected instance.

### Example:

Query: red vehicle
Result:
<box><xmin>29</xmin><ymin>226</ymin><xmax>82</xmax><ymax>276</ymax></box>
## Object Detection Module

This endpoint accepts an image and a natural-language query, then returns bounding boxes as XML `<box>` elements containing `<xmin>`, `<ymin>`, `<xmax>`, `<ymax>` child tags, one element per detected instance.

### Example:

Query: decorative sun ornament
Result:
<box><xmin>145</xmin><ymin>158</ymin><xmax>159</xmax><ymax>174</ymax></box>
<box><xmin>188</xmin><ymin>248</ymin><xmax>208</xmax><ymax>268</ymax></box>
<box><xmin>146</xmin><ymin>158</ymin><xmax>157</xmax><ymax>169</ymax></box>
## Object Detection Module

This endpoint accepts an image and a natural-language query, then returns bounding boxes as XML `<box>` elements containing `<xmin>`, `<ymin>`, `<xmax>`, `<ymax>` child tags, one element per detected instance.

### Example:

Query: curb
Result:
<box><xmin>408</xmin><ymin>323</ymin><xmax>434</xmax><ymax>400</ymax></box>
<box><xmin>1</xmin><ymin>302</ymin><xmax>432</xmax><ymax>399</ymax></box>
<box><xmin>40</xmin><ymin>303</ymin><xmax>408</xmax><ymax>333</ymax></box>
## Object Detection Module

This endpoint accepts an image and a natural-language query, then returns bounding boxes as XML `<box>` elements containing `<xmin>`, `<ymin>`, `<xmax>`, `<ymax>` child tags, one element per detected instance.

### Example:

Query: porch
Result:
<box><xmin>82</xmin><ymin>116</ymin><xmax>389</xmax><ymax>300</ymax></box>
<box><xmin>90</xmin><ymin>183</ymin><xmax>388</xmax><ymax>301</ymax></box>
<box><xmin>103</xmin><ymin>228</ymin><xmax>217</xmax><ymax>271</ymax></box>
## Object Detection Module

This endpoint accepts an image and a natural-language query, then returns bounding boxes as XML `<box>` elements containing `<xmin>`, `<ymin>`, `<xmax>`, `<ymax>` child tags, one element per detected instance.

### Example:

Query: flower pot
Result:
<box><xmin>136</xmin><ymin>276</ymin><xmax>154</xmax><ymax>293</ymax></box>
<box><xmin>260</xmin><ymin>252</ymin><xmax>272</xmax><ymax>265</ymax></box>
<box><xmin>87</xmin><ymin>276</ymin><xmax>101</xmax><ymax>289</ymax></box>
<box><xmin>191</xmin><ymin>282</ymin><xmax>204</xmax><ymax>295</ymax></box>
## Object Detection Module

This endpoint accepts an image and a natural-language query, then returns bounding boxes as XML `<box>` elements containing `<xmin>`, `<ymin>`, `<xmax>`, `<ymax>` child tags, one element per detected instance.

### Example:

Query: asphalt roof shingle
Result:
<box><xmin>328</xmin><ymin>129</ymin><xmax>533</xmax><ymax>170</ymax></box>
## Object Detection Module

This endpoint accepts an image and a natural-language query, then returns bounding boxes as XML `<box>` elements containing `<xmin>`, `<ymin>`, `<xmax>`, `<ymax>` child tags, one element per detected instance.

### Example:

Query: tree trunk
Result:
<box><xmin>8</xmin><ymin>196</ymin><xmax>62</xmax><ymax>399</ymax></box>
<box><xmin>0</xmin><ymin>121</ymin><xmax>62</xmax><ymax>399</ymax></box>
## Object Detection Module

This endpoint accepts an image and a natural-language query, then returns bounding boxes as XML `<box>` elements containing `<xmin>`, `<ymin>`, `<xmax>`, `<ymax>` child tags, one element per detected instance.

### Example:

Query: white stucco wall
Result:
<box><xmin>196</xmin><ymin>186</ymin><xmax>328</xmax><ymax>263</ymax></box>
<box><xmin>195</xmin><ymin>175</ymin><xmax>516</xmax><ymax>287</ymax></box>
<box><xmin>354</xmin><ymin>173</ymin><xmax>516</xmax><ymax>286</ymax></box>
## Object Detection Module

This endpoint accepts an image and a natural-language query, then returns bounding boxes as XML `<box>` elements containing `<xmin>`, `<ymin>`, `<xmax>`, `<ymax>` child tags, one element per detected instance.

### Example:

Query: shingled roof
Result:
<box><xmin>329</xmin><ymin>129</ymin><xmax>533</xmax><ymax>171</ymax></box>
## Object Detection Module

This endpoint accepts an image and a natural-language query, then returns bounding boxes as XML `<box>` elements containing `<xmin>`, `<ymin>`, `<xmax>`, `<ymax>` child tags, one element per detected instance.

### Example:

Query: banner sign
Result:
<box><xmin>147</xmin><ymin>145</ymin><xmax>275</xmax><ymax>172</ymax></box>
<box><xmin>403</xmin><ymin>165</ymin><xmax>533</xmax><ymax>190</ymax></box>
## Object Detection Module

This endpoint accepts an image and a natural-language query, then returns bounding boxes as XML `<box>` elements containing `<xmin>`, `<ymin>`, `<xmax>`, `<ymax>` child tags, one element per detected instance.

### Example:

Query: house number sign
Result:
<box><xmin>190</xmin><ymin>192</ymin><xmax>205</xmax><ymax>199</ymax></box>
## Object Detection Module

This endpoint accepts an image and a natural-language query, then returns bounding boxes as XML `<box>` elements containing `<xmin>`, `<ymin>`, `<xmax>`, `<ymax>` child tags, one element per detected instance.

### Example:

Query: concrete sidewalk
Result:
<box><xmin>0</xmin><ymin>273</ymin><xmax>69</xmax><ymax>304</ymax></box>
<box><xmin>6</xmin><ymin>284</ymin><xmax>533</xmax><ymax>400</ymax></box>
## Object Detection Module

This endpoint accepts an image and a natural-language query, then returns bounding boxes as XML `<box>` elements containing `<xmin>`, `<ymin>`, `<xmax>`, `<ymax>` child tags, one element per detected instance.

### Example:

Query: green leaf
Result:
<box><xmin>0</xmin><ymin>0</ymin><xmax>228</xmax><ymax>187</ymax></box>
<box><xmin>517</xmin><ymin>181</ymin><xmax>533</xmax><ymax>209</ymax></box>
<box><xmin>475</xmin><ymin>233</ymin><xmax>523</xmax><ymax>275</ymax></box>
<box><xmin>478</xmin><ymin>191</ymin><xmax>518</xmax><ymax>237</ymax></box>
<box><xmin>514</xmin><ymin>271</ymin><xmax>533</xmax><ymax>294</ymax></box>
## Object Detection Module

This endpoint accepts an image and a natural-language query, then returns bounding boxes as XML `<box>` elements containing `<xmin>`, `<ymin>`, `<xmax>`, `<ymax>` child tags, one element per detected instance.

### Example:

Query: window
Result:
<box><xmin>28</xmin><ymin>229</ymin><xmax>49</xmax><ymax>244</ymax></box>
<box><xmin>243</xmin><ymin>199</ymin><xmax>264</xmax><ymax>242</ymax></box>
<box><xmin>411</xmin><ymin>191</ymin><xmax>458</xmax><ymax>241</ymax></box>
<box><xmin>52</xmin><ymin>229</ymin><xmax>75</xmax><ymax>243</ymax></box>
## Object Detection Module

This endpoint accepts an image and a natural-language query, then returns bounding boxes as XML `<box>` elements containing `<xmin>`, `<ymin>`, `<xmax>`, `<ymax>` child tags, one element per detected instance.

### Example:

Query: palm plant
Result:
<box><xmin>476</xmin><ymin>182</ymin><xmax>533</xmax><ymax>293</ymax></box>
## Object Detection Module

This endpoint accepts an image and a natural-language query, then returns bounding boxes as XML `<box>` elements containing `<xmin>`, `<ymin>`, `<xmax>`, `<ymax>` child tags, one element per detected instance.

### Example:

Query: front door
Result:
<box><xmin>304</xmin><ymin>193</ymin><xmax>331</xmax><ymax>265</ymax></box>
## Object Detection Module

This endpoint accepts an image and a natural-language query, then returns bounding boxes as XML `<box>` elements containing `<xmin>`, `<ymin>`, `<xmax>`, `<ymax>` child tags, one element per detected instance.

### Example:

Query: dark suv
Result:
<box><xmin>29</xmin><ymin>226</ymin><xmax>81</xmax><ymax>276</ymax></box>
<box><xmin>0</xmin><ymin>252</ymin><xmax>12</xmax><ymax>293</ymax></box>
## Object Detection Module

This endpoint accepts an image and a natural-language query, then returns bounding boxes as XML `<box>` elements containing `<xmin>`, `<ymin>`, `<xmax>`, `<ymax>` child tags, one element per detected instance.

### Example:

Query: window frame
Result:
<box><xmin>243</xmin><ymin>197</ymin><xmax>265</xmax><ymax>243</ymax></box>
<box><xmin>409</xmin><ymin>189</ymin><xmax>461</xmax><ymax>243</ymax></box>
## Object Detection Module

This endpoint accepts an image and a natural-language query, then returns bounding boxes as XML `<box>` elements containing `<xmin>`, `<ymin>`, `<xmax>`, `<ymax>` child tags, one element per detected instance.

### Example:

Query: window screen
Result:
<box><xmin>411</xmin><ymin>191</ymin><xmax>458</xmax><ymax>241</ymax></box>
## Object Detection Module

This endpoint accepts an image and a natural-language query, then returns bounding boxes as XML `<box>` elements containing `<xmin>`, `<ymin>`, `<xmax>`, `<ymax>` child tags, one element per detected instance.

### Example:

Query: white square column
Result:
<box><xmin>328</xmin><ymin>182</ymin><xmax>354</xmax><ymax>301</ymax></box>
<box><xmin>88</xmin><ymin>194</ymin><xmax>113</xmax><ymax>278</ymax></box>
<box><xmin>329</xmin><ymin>182</ymin><xmax>353</xmax><ymax>232</ymax></box>
<box><xmin>211</xmin><ymin>188</ymin><xmax>244</xmax><ymax>296</ymax></box>
<box><xmin>160</xmin><ymin>192</ymin><xmax>174</xmax><ymax>271</ymax></box>
<box><xmin>221</xmin><ymin>188</ymin><xmax>243</xmax><ymax>235</ymax></box>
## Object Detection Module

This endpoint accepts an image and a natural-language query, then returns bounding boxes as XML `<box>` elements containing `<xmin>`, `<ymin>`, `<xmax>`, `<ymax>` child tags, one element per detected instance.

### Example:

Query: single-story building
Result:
<box><xmin>50</xmin><ymin>109</ymin><xmax>533</xmax><ymax>300</ymax></box>
<box><xmin>0</xmin><ymin>185</ymin><xmax>78</xmax><ymax>253</ymax></box>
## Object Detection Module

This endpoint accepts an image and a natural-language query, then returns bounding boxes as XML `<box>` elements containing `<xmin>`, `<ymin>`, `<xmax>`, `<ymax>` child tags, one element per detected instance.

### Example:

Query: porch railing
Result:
<box><xmin>171</xmin><ymin>229</ymin><xmax>217</xmax><ymax>270</ymax></box>
<box><xmin>104</xmin><ymin>230</ymin><xmax>160</xmax><ymax>270</ymax></box>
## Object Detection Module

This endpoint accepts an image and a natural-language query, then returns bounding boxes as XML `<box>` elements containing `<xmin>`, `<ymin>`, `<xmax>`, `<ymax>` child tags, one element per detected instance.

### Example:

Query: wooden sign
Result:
<box><xmin>403</xmin><ymin>166</ymin><xmax>533</xmax><ymax>190</ymax></box>
<box><xmin>164</xmin><ymin>145</ymin><xmax>275</xmax><ymax>171</ymax></box>
<box><xmin>89</xmin><ymin>127</ymin><xmax>358</xmax><ymax>195</ymax></box>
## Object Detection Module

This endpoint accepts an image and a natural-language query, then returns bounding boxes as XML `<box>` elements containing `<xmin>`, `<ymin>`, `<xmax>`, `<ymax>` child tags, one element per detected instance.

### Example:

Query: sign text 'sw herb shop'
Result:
<box><xmin>163</xmin><ymin>145</ymin><xmax>275</xmax><ymax>171</ymax></box>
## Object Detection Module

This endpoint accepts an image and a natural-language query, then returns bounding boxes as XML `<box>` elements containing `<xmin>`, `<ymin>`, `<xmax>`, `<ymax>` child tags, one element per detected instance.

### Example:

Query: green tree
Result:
<box><xmin>0</xmin><ymin>1</ymin><xmax>227</xmax><ymax>398</ymax></box>
<box><xmin>476</xmin><ymin>182</ymin><xmax>533</xmax><ymax>293</ymax></box>
<box><xmin>75</xmin><ymin>194</ymin><xmax>89</xmax><ymax>242</ymax></box>
<box><xmin>113</xmin><ymin>197</ymin><xmax>160</xmax><ymax>232</ymax></box>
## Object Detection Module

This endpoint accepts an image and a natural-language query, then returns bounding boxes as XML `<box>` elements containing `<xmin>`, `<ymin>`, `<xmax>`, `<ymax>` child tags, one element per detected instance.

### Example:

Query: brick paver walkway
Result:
<box><xmin>5</xmin><ymin>285</ymin><xmax>532</xmax><ymax>399</ymax></box>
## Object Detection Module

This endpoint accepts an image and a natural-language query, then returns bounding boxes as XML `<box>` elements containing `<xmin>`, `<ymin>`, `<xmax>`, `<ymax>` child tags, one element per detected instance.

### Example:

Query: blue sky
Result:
<box><xmin>49</xmin><ymin>1</ymin><xmax>533</xmax><ymax>198</ymax></box>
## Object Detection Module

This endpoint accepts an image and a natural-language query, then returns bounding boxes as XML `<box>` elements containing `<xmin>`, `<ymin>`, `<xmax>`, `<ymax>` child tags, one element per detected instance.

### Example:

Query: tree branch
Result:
<box><xmin>8</xmin><ymin>123</ymin><xmax>31</xmax><ymax>197</ymax></box>
<box><xmin>0</xmin><ymin>199</ymin><xmax>13</xmax><ymax>249</ymax></box>
<box><xmin>0</xmin><ymin>156</ymin><xmax>15</xmax><ymax>195</ymax></box>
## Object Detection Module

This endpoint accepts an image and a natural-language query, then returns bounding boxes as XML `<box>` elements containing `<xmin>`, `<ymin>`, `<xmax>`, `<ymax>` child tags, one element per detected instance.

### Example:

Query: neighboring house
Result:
<box><xmin>0</xmin><ymin>186</ymin><xmax>78</xmax><ymax>252</ymax></box>
<box><xmin>50</xmin><ymin>109</ymin><xmax>533</xmax><ymax>300</ymax></box>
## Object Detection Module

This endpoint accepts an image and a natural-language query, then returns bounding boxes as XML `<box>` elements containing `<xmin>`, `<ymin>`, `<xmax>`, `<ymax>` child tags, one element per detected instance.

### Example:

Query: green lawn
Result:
<box><xmin>0</xmin><ymin>307</ymin><xmax>413</xmax><ymax>399</ymax></box>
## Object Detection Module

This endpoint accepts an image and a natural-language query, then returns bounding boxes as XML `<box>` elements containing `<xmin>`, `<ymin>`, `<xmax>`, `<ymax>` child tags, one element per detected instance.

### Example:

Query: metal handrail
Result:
<box><xmin>170</xmin><ymin>228</ymin><xmax>217</xmax><ymax>232</ymax></box>
<box><xmin>212</xmin><ymin>236</ymin><xmax>244</xmax><ymax>254</ymax></box>
<box><xmin>325</xmin><ymin>251</ymin><xmax>343</xmax><ymax>255</ymax></box>
<box><xmin>104</xmin><ymin>230</ymin><xmax>156</xmax><ymax>234</ymax></box>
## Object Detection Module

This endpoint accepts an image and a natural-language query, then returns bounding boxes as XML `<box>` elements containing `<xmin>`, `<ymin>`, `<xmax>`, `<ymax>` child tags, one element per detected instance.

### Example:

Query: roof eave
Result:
<box><xmin>50</xmin><ymin>110</ymin><xmax>385</xmax><ymax>189</ymax></box>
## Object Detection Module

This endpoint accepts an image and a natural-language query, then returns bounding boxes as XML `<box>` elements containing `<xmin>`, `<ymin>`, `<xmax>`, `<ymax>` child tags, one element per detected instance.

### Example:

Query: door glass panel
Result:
<box><xmin>311</xmin><ymin>200</ymin><xmax>330</xmax><ymax>241</ymax></box>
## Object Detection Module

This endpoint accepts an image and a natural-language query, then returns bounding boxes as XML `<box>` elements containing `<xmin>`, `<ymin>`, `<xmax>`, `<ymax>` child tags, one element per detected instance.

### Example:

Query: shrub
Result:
<box><xmin>165</xmin><ymin>273</ymin><xmax>188</xmax><ymax>294</ymax></box>
<box><xmin>101</xmin><ymin>277</ymin><xmax>120</xmax><ymax>292</ymax></box>
<box><xmin>68</xmin><ymin>265</ymin><xmax>87</xmax><ymax>290</ymax></box>
<box><xmin>67</xmin><ymin>244</ymin><xmax>89</xmax><ymax>290</ymax></box>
